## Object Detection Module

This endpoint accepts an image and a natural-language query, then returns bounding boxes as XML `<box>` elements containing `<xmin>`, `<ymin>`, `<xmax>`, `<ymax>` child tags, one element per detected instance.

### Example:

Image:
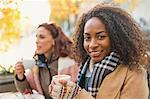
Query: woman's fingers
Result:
<box><xmin>50</xmin><ymin>79</ymin><xmax>78</xmax><ymax>98</ymax></box>
<box><xmin>59</xmin><ymin>80</ymin><xmax>67</xmax><ymax>86</ymax></box>
<box><xmin>49</xmin><ymin>84</ymin><xmax>63</xmax><ymax>99</ymax></box>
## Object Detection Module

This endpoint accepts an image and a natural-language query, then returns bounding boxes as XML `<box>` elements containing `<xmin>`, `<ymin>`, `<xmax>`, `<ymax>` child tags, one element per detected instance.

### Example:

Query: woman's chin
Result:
<box><xmin>91</xmin><ymin>57</ymin><xmax>102</xmax><ymax>63</ymax></box>
<box><xmin>36</xmin><ymin>51</ymin><xmax>43</xmax><ymax>55</ymax></box>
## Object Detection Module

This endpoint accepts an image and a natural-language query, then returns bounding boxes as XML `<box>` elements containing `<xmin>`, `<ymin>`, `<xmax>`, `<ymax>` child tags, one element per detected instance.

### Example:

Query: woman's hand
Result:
<box><xmin>49</xmin><ymin>80</ymin><xmax>81</xmax><ymax>99</ymax></box>
<box><xmin>14</xmin><ymin>61</ymin><xmax>25</xmax><ymax>80</ymax></box>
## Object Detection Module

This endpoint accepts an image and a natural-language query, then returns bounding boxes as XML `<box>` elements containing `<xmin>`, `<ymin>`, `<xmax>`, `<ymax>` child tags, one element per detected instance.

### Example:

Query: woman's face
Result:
<box><xmin>83</xmin><ymin>17</ymin><xmax>111</xmax><ymax>63</ymax></box>
<box><xmin>35</xmin><ymin>26</ymin><xmax>55</xmax><ymax>57</ymax></box>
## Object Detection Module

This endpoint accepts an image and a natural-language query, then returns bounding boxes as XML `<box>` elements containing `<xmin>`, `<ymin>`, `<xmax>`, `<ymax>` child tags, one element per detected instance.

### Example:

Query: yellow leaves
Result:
<box><xmin>50</xmin><ymin>0</ymin><xmax>138</xmax><ymax>27</ymax></box>
<box><xmin>0</xmin><ymin>0</ymin><xmax>22</xmax><ymax>52</ymax></box>
<box><xmin>49</xmin><ymin>0</ymin><xmax>84</xmax><ymax>24</ymax></box>
<box><xmin>114</xmin><ymin>0</ymin><xmax>127</xmax><ymax>4</ymax></box>
<box><xmin>127</xmin><ymin>0</ymin><xmax>137</xmax><ymax>12</ymax></box>
<box><xmin>113</xmin><ymin>0</ymin><xmax>138</xmax><ymax>12</ymax></box>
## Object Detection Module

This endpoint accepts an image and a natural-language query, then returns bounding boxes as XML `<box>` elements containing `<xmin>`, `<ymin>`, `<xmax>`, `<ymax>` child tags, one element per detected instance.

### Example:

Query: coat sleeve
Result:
<box><xmin>73</xmin><ymin>89</ymin><xmax>94</xmax><ymax>99</ymax></box>
<box><xmin>14</xmin><ymin>74</ymin><xmax>32</xmax><ymax>93</ymax></box>
<box><xmin>120</xmin><ymin>68</ymin><xmax>149</xmax><ymax>99</ymax></box>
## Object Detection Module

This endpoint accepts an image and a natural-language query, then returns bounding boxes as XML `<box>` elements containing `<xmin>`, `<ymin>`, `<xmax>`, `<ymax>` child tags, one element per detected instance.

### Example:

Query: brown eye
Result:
<box><xmin>84</xmin><ymin>36</ymin><xmax>91</xmax><ymax>41</ymax></box>
<box><xmin>39</xmin><ymin>35</ymin><xmax>45</xmax><ymax>39</ymax></box>
<box><xmin>97</xmin><ymin>35</ymin><xmax>106</xmax><ymax>40</ymax></box>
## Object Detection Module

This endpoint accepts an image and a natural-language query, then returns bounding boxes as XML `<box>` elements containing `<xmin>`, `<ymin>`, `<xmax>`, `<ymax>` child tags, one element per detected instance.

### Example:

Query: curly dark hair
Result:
<box><xmin>73</xmin><ymin>3</ymin><xmax>149</xmax><ymax>69</ymax></box>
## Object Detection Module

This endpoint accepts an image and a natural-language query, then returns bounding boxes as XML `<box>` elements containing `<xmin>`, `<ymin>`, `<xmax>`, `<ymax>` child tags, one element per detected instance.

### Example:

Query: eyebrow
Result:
<box><xmin>84</xmin><ymin>31</ymin><xmax>105</xmax><ymax>35</ymax></box>
<box><xmin>96</xmin><ymin>31</ymin><xmax>105</xmax><ymax>35</ymax></box>
<box><xmin>84</xmin><ymin>33</ymin><xmax>90</xmax><ymax>35</ymax></box>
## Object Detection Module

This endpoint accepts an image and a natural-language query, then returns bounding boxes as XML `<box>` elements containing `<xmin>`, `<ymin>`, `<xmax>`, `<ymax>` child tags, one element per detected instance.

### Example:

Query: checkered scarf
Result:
<box><xmin>77</xmin><ymin>52</ymin><xmax>119</xmax><ymax>98</ymax></box>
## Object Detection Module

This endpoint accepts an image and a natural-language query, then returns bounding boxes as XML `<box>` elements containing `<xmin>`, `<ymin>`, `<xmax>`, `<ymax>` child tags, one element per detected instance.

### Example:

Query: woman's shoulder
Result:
<box><xmin>114</xmin><ymin>64</ymin><xmax>147</xmax><ymax>80</ymax></box>
<box><xmin>116</xmin><ymin>64</ymin><xmax>147</xmax><ymax>78</ymax></box>
<box><xmin>117</xmin><ymin>64</ymin><xmax>146</xmax><ymax>71</ymax></box>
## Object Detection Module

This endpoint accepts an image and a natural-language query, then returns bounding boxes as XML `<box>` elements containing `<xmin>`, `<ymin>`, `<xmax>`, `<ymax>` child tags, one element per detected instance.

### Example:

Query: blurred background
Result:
<box><xmin>0</xmin><ymin>0</ymin><xmax>150</xmax><ymax>70</ymax></box>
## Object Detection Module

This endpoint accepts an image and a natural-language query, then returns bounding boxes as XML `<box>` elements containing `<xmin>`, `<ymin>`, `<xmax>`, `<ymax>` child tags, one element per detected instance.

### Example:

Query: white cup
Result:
<box><xmin>52</xmin><ymin>75</ymin><xmax>71</xmax><ymax>85</ymax></box>
<box><xmin>51</xmin><ymin>75</ymin><xmax>72</xmax><ymax>99</ymax></box>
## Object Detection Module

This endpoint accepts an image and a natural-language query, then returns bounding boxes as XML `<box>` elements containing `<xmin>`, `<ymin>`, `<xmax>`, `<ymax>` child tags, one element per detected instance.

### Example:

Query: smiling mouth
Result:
<box><xmin>90</xmin><ymin>50</ymin><xmax>102</xmax><ymax>57</ymax></box>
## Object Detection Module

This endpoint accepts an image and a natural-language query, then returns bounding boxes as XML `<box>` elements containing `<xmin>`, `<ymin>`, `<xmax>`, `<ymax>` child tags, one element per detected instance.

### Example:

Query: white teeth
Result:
<box><xmin>90</xmin><ymin>51</ymin><xmax>100</xmax><ymax>56</ymax></box>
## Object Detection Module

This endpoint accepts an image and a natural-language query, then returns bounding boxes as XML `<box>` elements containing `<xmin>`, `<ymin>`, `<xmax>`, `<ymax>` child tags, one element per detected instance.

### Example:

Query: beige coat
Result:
<box><xmin>74</xmin><ymin>64</ymin><xmax>149</xmax><ymax>99</ymax></box>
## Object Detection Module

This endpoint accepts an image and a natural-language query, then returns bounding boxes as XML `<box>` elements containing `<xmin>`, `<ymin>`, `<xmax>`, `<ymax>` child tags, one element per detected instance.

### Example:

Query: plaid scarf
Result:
<box><xmin>77</xmin><ymin>52</ymin><xmax>119</xmax><ymax>98</ymax></box>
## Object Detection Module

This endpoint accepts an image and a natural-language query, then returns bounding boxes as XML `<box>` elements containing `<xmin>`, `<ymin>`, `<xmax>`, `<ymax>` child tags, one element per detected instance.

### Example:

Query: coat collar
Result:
<box><xmin>97</xmin><ymin>64</ymin><xmax>128</xmax><ymax>98</ymax></box>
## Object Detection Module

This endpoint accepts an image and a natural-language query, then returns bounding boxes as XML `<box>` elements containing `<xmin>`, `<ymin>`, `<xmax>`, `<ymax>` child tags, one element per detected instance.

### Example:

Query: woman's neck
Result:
<box><xmin>44</xmin><ymin>48</ymin><xmax>54</xmax><ymax>59</ymax></box>
<box><xmin>89</xmin><ymin>60</ymin><xmax>94</xmax><ymax>73</ymax></box>
<box><xmin>44</xmin><ymin>53</ymin><xmax>49</xmax><ymax>59</ymax></box>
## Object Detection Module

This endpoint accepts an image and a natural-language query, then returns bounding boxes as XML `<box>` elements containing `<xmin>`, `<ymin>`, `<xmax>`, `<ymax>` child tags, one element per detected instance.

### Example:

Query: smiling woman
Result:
<box><xmin>49</xmin><ymin>3</ymin><xmax>149</xmax><ymax>99</ymax></box>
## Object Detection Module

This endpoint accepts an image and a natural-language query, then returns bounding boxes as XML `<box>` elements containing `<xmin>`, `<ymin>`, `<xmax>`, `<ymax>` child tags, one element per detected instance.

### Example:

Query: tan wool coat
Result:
<box><xmin>74</xmin><ymin>64</ymin><xmax>149</xmax><ymax>99</ymax></box>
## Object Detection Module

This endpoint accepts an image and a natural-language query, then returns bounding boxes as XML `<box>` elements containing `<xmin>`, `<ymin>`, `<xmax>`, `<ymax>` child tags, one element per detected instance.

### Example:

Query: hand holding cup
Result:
<box><xmin>49</xmin><ymin>75</ymin><xmax>81</xmax><ymax>99</ymax></box>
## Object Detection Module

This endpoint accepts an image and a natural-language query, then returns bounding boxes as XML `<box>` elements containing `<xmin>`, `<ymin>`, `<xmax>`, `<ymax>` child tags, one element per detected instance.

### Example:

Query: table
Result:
<box><xmin>0</xmin><ymin>74</ymin><xmax>16</xmax><ymax>92</ymax></box>
<box><xmin>0</xmin><ymin>90</ymin><xmax>45</xmax><ymax>99</ymax></box>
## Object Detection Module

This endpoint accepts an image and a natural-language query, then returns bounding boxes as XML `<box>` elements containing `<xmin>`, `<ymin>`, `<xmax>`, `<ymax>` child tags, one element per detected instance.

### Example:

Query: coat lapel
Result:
<box><xmin>97</xmin><ymin>64</ymin><xmax>128</xmax><ymax>99</ymax></box>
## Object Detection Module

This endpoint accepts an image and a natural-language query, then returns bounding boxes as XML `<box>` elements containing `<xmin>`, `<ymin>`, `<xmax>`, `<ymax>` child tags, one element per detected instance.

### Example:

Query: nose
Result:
<box><xmin>89</xmin><ymin>38</ymin><xmax>99</xmax><ymax>49</ymax></box>
<box><xmin>36</xmin><ymin>38</ymin><xmax>39</xmax><ymax>44</ymax></box>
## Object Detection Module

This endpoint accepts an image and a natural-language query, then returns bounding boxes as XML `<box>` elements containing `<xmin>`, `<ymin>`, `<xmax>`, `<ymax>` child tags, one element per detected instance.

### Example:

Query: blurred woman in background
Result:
<box><xmin>14</xmin><ymin>22</ymin><xmax>73</xmax><ymax>99</ymax></box>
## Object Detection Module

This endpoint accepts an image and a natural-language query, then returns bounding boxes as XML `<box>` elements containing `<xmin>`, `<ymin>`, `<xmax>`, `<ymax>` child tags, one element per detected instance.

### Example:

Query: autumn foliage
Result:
<box><xmin>49</xmin><ymin>0</ymin><xmax>138</xmax><ymax>24</ymax></box>
<box><xmin>0</xmin><ymin>0</ymin><xmax>22</xmax><ymax>52</ymax></box>
<box><xmin>49</xmin><ymin>0</ymin><xmax>86</xmax><ymax>24</ymax></box>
